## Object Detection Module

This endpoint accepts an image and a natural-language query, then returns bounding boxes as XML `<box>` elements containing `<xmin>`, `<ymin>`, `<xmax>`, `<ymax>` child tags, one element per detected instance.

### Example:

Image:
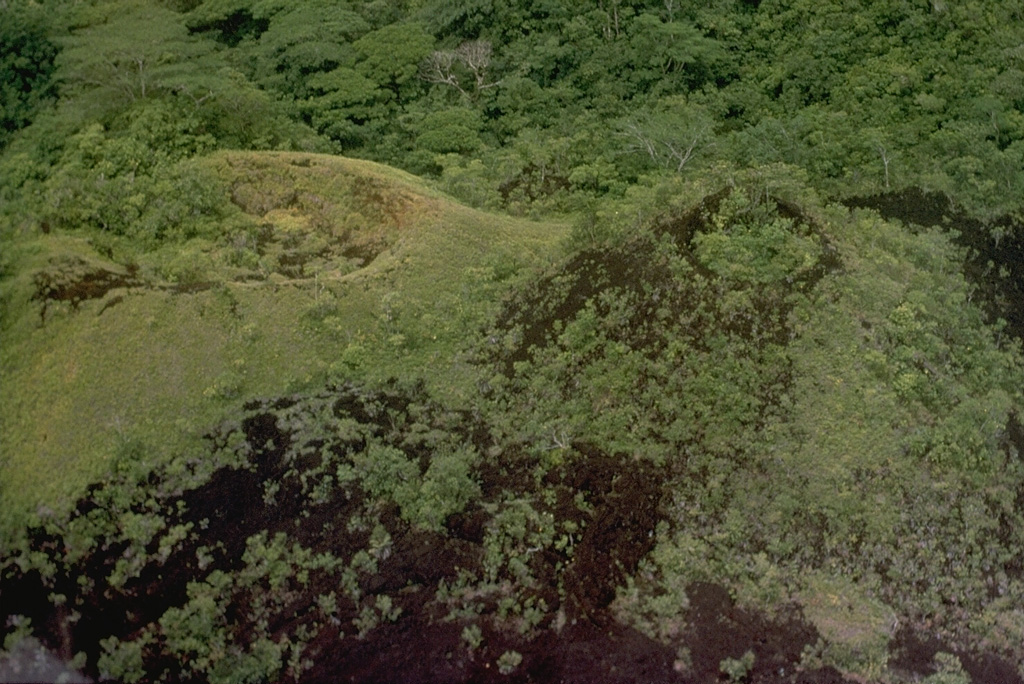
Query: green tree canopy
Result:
<box><xmin>0</xmin><ymin>2</ymin><xmax>61</xmax><ymax>149</ymax></box>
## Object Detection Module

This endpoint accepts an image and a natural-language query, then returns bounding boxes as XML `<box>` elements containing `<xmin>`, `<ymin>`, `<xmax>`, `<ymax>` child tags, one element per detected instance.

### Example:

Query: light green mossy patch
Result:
<box><xmin>0</xmin><ymin>151</ymin><xmax>568</xmax><ymax>526</ymax></box>
<box><xmin>798</xmin><ymin>572</ymin><xmax>896</xmax><ymax>680</ymax></box>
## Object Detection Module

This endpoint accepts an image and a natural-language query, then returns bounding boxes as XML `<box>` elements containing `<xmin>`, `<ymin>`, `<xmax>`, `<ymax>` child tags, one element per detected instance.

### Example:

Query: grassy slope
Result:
<box><xmin>0</xmin><ymin>150</ymin><xmax>568</xmax><ymax>523</ymax></box>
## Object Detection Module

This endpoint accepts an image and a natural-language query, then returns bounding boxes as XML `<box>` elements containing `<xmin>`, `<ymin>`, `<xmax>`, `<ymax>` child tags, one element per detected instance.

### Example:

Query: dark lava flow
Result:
<box><xmin>487</xmin><ymin>188</ymin><xmax>840</xmax><ymax>377</ymax></box>
<box><xmin>31</xmin><ymin>255</ymin><xmax>142</xmax><ymax>322</ymax></box>
<box><xmin>0</xmin><ymin>381</ymin><xmax>855</xmax><ymax>684</ymax></box>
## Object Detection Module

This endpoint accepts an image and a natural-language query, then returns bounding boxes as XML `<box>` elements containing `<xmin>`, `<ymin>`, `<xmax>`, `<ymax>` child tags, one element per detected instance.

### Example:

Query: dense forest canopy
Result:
<box><xmin>2</xmin><ymin>1</ymin><xmax>1024</xmax><ymax>683</ymax></box>
<box><xmin>3</xmin><ymin>0</ymin><xmax>1024</xmax><ymax>225</ymax></box>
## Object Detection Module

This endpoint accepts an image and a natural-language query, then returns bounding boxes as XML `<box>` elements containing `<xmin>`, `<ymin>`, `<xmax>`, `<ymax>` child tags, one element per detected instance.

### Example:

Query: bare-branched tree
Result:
<box><xmin>455</xmin><ymin>40</ymin><xmax>496</xmax><ymax>90</ymax></box>
<box><xmin>421</xmin><ymin>40</ymin><xmax>499</xmax><ymax>98</ymax></box>
<box><xmin>421</xmin><ymin>50</ymin><xmax>467</xmax><ymax>97</ymax></box>
<box><xmin>620</xmin><ymin>106</ymin><xmax>715</xmax><ymax>173</ymax></box>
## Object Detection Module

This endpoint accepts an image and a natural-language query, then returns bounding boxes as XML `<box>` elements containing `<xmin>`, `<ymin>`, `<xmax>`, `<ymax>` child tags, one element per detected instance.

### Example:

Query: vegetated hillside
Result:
<box><xmin>3</xmin><ymin>172</ymin><xmax>1023</xmax><ymax>683</ymax></box>
<box><xmin>0</xmin><ymin>150</ymin><xmax>568</xmax><ymax>521</ymax></box>
<box><xmin>3</xmin><ymin>0</ymin><xmax>1024</xmax><ymax>682</ymax></box>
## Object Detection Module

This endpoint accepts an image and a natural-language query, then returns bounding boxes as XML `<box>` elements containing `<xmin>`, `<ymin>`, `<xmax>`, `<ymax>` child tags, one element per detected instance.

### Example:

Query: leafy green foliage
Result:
<box><xmin>353</xmin><ymin>22</ymin><xmax>433</xmax><ymax>102</ymax></box>
<box><xmin>243</xmin><ymin>3</ymin><xmax>368</xmax><ymax>98</ymax></box>
<box><xmin>0</xmin><ymin>2</ymin><xmax>60</xmax><ymax>150</ymax></box>
<box><xmin>5</xmin><ymin>0</ymin><xmax>1024</xmax><ymax>220</ymax></box>
<box><xmin>54</xmin><ymin>3</ymin><xmax>258</xmax><ymax>125</ymax></box>
<box><xmin>38</xmin><ymin>108</ymin><xmax>226</xmax><ymax>240</ymax></box>
<box><xmin>0</xmin><ymin>149</ymin><xmax>566</xmax><ymax>519</ymax></box>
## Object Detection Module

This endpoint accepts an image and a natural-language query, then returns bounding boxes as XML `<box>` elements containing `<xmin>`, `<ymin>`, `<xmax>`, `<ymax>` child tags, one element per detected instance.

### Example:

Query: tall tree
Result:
<box><xmin>244</xmin><ymin>2</ymin><xmax>370</xmax><ymax>99</ymax></box>
<box><xmin>56</xmin><ymin>4</ymin><xmax>222</xmax><ymax>114</ymax></box>
<box><xmin>352</xmin><ymin>22</ymin><xmax>434</xmax><ymax>104</ymax></box>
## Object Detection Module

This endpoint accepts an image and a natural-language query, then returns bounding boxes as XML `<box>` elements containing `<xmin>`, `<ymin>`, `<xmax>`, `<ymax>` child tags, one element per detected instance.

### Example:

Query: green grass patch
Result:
<box><xmin>0</xmin><ymin>151</ymin><xmax>568</xmax><ymax>527</ymax></box>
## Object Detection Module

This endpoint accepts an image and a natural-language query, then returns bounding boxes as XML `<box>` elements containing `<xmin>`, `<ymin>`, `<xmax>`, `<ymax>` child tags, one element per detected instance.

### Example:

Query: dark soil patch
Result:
<box><xmin>846</xmin><ymin>187</ymin><xmax>953</xmax><ymax>229</ymax></box>
<box><xmin>95</xmin><ymin>293</ymin><xmax>124</xmax><ymax>315</ymax></box>
<box><xmin>305</xmin><ymin>583</ymin><xmax>846</xmax><ymax>684</ymax></box>
<box><xmin>29</xmin><ymin>255</ymin><xmax>226</xmax><ymax>324</ymax></box>
<box><xmin>308</xmin><ymin>614</ymin><xmax>689</xmax><ymax>684</ymax></box>
<box><xmin>559</xmin><ymin>445</ymin><xmax>662</xmax><ymax>614</ymax></box>
<box><xmin>32</xmin><ymin>256</ymin><xmax>141</xmax><ymax>321</ymax></box>
<box><xmin>681</xmin><ymin>582</ymin><xmax>857</xmax><ymax>684</ymax></box>
<box><xmin>1003</xmin><ymin>412</ymin><xmax>1024</xmax><ymax>581</ymax></box>
<box><xmin>489</xmin><ymin>241</ymin><xmax>674</xmax><ymax>371</ymax></box>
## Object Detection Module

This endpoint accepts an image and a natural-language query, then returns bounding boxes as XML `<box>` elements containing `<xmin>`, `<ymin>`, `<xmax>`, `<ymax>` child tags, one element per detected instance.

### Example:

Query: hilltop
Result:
<box><xmin>0</xmin><ymin>150</ymin><xmax>568</xmax><ymax>518</ymax></box>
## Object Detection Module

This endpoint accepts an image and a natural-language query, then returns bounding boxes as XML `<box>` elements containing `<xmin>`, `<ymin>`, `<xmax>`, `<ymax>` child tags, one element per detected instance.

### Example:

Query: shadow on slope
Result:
<box><xmin>846</xmin><ymin>188</ymin><xmax>1024</xmax><ymax>340</ymax></box>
